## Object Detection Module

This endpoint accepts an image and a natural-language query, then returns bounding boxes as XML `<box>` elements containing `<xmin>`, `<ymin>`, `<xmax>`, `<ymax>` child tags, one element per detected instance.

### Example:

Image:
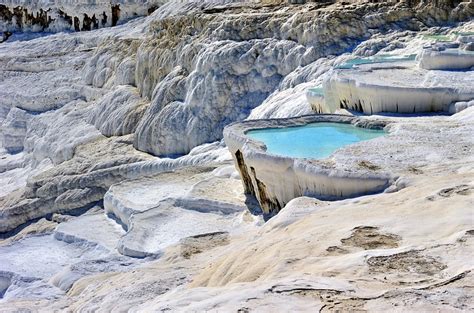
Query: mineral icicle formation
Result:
<box><xmin>308</xmin><ymin>35</ymin><xmax>474</xmax><ymax>114</ymax></box>
<box><xmin>0</xmin><ymin>0</ymin><xmax>473</xmax><ymax>311</ymax></box>
<box><xmin>0</xmin><ymin>0</ymin><xmax>165</xmax><ymax>34</ymax></box>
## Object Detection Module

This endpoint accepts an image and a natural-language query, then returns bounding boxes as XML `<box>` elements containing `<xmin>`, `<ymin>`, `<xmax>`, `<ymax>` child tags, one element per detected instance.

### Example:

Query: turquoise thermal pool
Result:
<box><xmin>335</xmin><ymin>54</ymin><xmax>417</xmax><ymax>69</ymax></box>
<box><xmin>246</xmin><ymin>122</ymin><xmax>385</xmax><ymax>159</ymax></box>
<box><xmin>308</xmin><ymin>87</ymin><xmax>324</xmax><ymax>95</ymax></box>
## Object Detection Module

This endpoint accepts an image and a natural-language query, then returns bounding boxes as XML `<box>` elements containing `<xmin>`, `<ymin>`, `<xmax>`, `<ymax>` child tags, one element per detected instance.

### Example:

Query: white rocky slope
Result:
<box><xmin>2</xmin><ymin>109</ymin><xmax>473</xmax><ymax>311</ymax></box>
<box><xmin>0</xmin><ymin>0</ymin><xmax>473</xmax><ymax>311</ymax></box>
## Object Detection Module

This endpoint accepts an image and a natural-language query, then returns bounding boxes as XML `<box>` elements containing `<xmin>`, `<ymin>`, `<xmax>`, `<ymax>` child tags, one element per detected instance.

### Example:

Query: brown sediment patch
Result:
<box><xmin>320</xmin><ymin>297</ymin><xmax>367</xmax><ymax>313</ymax></box>
<box><xmin>367</xmin><ymin>250</ymin><xmax>447</xmax><ymax>275</ymax></box>
<box><xmin>357</xmin><ymin>160</ymin><xmax>381</xmax><ymax>171</ymax></box>
<box><xmin>326</xmin><ymin>245</ymin><xmax>349</xmax><ymax>255</ymax></box>
<box><xmin>326</xmin><ymin>226</ymin><xmax>400</xmax><ymax>256</ymax></box>
<box><xmin>340</xmin><ymin>226</ymin><xmax>401</xmax><ymax>250</ymax></box>
<box><xmin>179</xmin><ymin>231</ymin><xmax>230</xmax><ymax>259</ymax></box>
<box><xmin>407</xmin><ymin>166</ymin><xmax>424</xmax><ymax>174</ymax></box>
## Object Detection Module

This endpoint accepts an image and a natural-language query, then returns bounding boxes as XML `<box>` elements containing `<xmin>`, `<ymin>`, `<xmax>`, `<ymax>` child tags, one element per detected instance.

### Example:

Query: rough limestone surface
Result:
<box><xmin>104</xmin><ymin>165</ymin><xmax>259</xmax><ymax>257</ymax></box>
<box><xmin>1</xmin><ymin>107</ymin><xmax>31</xmax><ymax>153</ymax></box>
<box><xmin>419</xmin><ymin>46</ymin><xmax>474</xmax><ymax>70</ymax></box>
<box><xmin>0</xmin><ymin>0</ymin><xmax>473</xmax><ymax>311</ymax></box>
<box><xmin>104</xmin><ymin>166</ymin><xmax>219</xmax><ymax>227</ymax></box>
<box><xmin>88</xmin><ymin>85</ymin><xmax>149</xmax><ymax>136</ymax></box>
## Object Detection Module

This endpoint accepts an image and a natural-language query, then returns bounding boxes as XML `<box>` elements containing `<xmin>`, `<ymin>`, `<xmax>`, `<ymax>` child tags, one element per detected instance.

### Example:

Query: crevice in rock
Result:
<box><xmin>112</xmin><ymin>5</ymin><xmax>120</xmax><ymax>27</ymax></box>
<box><xmin>73</xmin><ymin>16</ymin><xmax>80</xmax><ymax>31</ymax></box>
<box><xmin>418</xmin><ymin>270</ymin><xmax>471</xmax><ymax>290</ymax></box>
<box><xmin>250</xmin><ymin>166</ymin><xmax>281</xmax><ymax>215</ymax></box>
<box><xmin>234</xmin><ymin>150</ymin><xmax>255</xmax><ymax>196</ymax></box>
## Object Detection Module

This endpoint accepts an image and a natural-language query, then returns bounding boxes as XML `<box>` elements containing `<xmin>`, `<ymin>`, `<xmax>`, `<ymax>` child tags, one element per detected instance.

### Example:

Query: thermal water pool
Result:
<box><xmin>246</xmin><ymin>122</ymin><xmax>385</xmax><ymax>159</ymax></box>
<box><xmin>224</xmin><ymin>116</ymin><xmax>393</xmax><ymax>214</ymax></box>
<box><xmin>335</xmin><ymin>54</ymin><xmax>417</xmax><ymax>69</ymax></box>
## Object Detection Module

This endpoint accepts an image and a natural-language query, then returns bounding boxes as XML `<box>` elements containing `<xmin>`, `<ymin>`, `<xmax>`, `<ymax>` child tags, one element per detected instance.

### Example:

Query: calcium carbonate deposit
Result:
<box><xmin>0</xmin><ymin>0</ymin><xmax>473</xmax><ymax>311</ymax></box>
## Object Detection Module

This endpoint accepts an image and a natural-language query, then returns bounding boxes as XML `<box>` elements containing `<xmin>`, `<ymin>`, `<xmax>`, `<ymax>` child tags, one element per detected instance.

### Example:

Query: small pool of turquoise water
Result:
<box><xmin>246</xmin><ymin>122</ymin><xmax>385</xmax><ymax>159</ymax></box>
<box><xmin>308</xmin><ymin>87</ymin><xmax>324</xmax><ymax>95</ymax></box>
<box><xmin>336</xmin><ymin>54</ymin><xmax>417</xmax><ymax>69</ymax></box>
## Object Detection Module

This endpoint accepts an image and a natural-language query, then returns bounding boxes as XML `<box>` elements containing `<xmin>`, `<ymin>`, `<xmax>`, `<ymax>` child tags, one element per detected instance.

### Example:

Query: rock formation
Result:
<box><xmin>224</xmin><ymin>115</ymin><xmax>394</xmax><ymax>214</ymax></box>
<box><xmin>0</xmin><ymin>0</ymin><xmax>165</xmax><ymax>33</ymax></box>
<box><xmin>0</xmin><ymin>0</ymin><xmax>473</xmax><ymax>311</ymax></box>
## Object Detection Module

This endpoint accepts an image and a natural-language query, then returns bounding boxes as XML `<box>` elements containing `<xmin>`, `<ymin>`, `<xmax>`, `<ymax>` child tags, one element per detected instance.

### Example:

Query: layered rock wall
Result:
<box><xmin>0</xmin><ymin>0</ymin><xmax>165</xmax><ymax>33</ymax></box>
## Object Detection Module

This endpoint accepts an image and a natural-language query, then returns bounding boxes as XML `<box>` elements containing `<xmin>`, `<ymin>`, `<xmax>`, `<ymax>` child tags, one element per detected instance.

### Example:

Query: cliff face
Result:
<box><xmin>0</xmin><ymin>0</ymin><xmax>165</xmax><ymax>34</ymax></box>
<box><xmin>1</xmin><ymin>0</ymin><xmax>471</xmax><ymax>34</ymax></box>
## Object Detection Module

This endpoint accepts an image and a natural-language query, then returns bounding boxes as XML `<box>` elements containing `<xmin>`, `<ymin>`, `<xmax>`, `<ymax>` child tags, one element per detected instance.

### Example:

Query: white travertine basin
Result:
<box><xmin>246</xmin><ymin>122</ymin><xmax>385</xmax><ymax>159</ymax></box>
<box><xmin>320</xmin><ymin>62</ymin><xmax>474</xmax><ymax>114</ymax></box>
<box><xmin>224</xmin><ymin>115</ymin><xmax>394</xmax><ymax>215</ymax></box>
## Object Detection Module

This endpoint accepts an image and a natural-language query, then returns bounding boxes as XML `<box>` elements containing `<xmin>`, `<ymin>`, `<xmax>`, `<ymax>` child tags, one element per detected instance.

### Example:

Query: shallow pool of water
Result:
<box><xmin>308</xmin><ymin>87</ymin><xmax>324</xmax><ymax>95</ymax></box>
<box><xmin>0</xmin><ymin>235</ymin><xmax>110</xmax><ymax>279</ymax></box>
<box><xmin>246</xmin><ymin>122</ymin><xmax>385</xmax><ymax>159</ymax></box>
<box><xmin>336</xmin><ymin>54</ymin><xmax>417</xmax><ymax>69</ymax></box>
<box><xmin>423</xmin><ymin>35</ymin><xmax>453</xmax><ymax>42</ymax></box>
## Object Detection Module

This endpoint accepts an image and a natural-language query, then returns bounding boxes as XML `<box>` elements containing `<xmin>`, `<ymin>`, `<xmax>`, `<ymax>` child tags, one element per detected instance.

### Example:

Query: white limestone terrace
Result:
<box><xmin>306</xmin><ymin>30</ymin><xmax>474</xmax><ymax>115</ymax></box>
<box><xmin>321</xmin><ymin>59</ymin><xmax>474</xmax><ymax>114</ymax></box>
<box><xmin>0</xmin><ymin>165</ymin><xmax>259</xmax><ymax>299</ymax></box>
<box><xmin>224</xmin><ymin>112</ymin><xmax>474</xmax><ymax>215</ymax></box>
<box><xmin>1</xmin><ymin>109</ymin><xmax>472</xmax><ymax>311</ymax></box>
<box><xmin>305</xmin><ymin>86</ymin><xmax>325</xmax><ymax>113</ymax></box>
<box><xmin>0</xmin><ymin>212</ymin><xmax>147</xmax><ymax>301</ymax></box>
<box><xmin>1</xmin><ymin>1</ymin><xmax>474</xmax><ymax>309</ymax></box>
<box><xmin>419</xmin><ymin>46</ymin><xmax>474</xmax><ymax>70</ymax></box>
<box><xmin>224</xmin><ymin>114</ymin><xmax>395</xmax><ymax>215</ymax></box>
<box><xmin>104</xmin><ymin>165</ymin><xmax>260</xmax><ymax>257</ymax></box>
<box><xmin>0</xmin><ymin>0</ymin><xmax>470</xmax><ymax>236</ymax></box>
<box><xmin>104</xmin><ymin>165</ymin><xmax>244</xmax><ymax>228</ymax></box>
<box><xmin>0</xmin><ymin>139</ymin><xmax>232</xmax><ymax>234</ymax></box>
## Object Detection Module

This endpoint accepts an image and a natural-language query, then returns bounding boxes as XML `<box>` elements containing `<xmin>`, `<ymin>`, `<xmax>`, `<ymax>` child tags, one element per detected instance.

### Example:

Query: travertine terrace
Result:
<box><xmin>0</xmin><ymin>0</ymin><xmax>473</xmax><ymax>311</ymax></box>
